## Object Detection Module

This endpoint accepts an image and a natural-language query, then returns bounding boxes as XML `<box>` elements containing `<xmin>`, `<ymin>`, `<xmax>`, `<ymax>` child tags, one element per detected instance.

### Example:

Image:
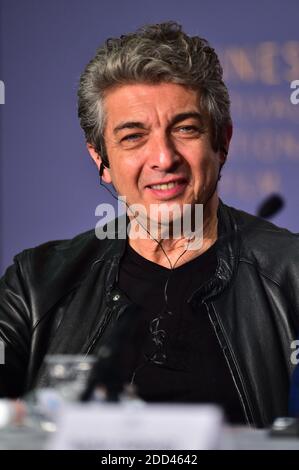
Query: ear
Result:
<box><xmin>219</xmin><ymin>124</ymin><xmax>233</xmax><ymax>164</ymax></box>
<box><xmin>86</xmin><ymin>143</ymin><xmax>112</xmax><ymax>184</ymax></box>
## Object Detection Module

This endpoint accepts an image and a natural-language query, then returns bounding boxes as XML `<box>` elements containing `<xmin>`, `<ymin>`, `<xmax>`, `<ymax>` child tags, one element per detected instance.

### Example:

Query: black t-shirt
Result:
<box><xmin>118</xmin><ymin>242</ymin><xmax>245</xmax><ymax>424</ymax></box>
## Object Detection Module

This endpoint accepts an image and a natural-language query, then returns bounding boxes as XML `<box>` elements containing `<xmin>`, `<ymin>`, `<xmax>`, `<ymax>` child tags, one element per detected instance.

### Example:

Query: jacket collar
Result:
<box><xmin>188</xmin><ymin>200</ymin><xmax>241</xmax><ymax>303</ymax></box>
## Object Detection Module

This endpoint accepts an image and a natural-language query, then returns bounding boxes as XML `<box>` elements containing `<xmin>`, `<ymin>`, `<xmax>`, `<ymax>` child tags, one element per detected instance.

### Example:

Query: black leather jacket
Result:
<box><xmin>1</xmin><ymin>201</ymin><xmax>299</xmax><ymax>427</ymax></box>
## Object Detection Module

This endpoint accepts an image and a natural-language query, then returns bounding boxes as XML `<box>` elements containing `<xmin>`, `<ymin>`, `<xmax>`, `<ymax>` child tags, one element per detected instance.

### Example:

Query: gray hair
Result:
<box><xmin>78</xmin><ymin>21</ymin><xmax>231</xmax><ymax>163</ymax></box>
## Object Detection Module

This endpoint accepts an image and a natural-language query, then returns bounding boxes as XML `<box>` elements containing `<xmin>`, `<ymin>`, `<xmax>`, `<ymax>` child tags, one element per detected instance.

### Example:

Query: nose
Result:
<box><xmin>147</xmin><ymin>133</ymin><xmax>180</xmax><ymax>171</ymax></box>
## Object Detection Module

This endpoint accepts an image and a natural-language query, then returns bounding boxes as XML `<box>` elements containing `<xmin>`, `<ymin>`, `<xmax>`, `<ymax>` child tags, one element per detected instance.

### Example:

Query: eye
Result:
<box><xmin>174</xmin><ymin>125</ymin><xmax>202</xmax><ymax>135</ymax></box>
<box><xmin>121</xmin><ymin>133</ymin><xmax>143</xmax><ymax>142</ymax></box>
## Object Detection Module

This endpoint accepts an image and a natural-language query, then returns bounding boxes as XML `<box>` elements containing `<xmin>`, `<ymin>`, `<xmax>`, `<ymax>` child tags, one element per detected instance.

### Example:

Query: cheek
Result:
<box><xmin>125</xmin><ymin>158</ymin><xmax>145</xmax><ymax>186</ymax></box>
<box><xmin>110</xmin><ymin>161</ymin><xmax>141</xmax><ymax>192</ymax></box>
<box><xmin>192</xmin><ymin>154</ymin><xmax>215</xmax><ymax>174</ymax></box>
<box><xmin>200</xmin><ymin>149</ymin><xmax>220</xmax><ymax>172</ymax></box>
<box><xmin>191</xmin><ymin>156</ymin><xmax>220</xmax><ymax>191</ymax></box>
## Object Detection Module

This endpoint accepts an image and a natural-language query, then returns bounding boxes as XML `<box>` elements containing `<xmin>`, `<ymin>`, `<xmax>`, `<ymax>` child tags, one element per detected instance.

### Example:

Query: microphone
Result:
<box><xmin>256</xmin><ymin>194</ymin><xmax>285</xmax><ymax>219</ymax></box>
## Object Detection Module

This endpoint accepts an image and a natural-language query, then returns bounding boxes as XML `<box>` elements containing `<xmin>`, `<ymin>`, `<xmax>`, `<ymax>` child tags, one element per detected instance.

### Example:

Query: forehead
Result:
<box><xmin>103</xmin><ymin>83</ymin><xmax>201</xmax><ymax>127</ymax></box>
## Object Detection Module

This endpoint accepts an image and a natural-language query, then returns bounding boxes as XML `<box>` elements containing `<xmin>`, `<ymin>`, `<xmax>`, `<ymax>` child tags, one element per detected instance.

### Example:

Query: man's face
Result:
<box><xmin>90</xmin><ymin>82</ymin><xmax>230</xmax><ymax>220</ymax></box>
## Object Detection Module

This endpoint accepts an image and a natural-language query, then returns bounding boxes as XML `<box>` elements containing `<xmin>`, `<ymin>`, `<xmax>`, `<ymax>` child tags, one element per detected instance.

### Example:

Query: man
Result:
<box><xmin>0</xmin><ymin>22</ymin><xmax>299</xmax><ymax>427</ymax></box>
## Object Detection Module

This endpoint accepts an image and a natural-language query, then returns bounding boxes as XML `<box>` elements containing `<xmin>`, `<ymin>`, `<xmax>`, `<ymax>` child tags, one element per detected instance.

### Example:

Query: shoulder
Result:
<box><xmin>223</xmin><ymin>203</ymin><xmax>299</xmax><ymax>281</ymax></box>
<box><xmin>226</xmin><ymin>203</ymin><xmax>299</xmax><ymax>250</ymax></box>
<box><xmin>6</xmin><ymin>217</ymin><xmax>126</xmax><ymax>305</ymax></box>
<box><xmin>14</xmin><ymin>228</ymin><xmax>102</xmax><ymax>282</ymax></box>
<box><xmin>14</xmin><ymin>215</ymin><xmax>127</xmax><ymax>276</ymax></box>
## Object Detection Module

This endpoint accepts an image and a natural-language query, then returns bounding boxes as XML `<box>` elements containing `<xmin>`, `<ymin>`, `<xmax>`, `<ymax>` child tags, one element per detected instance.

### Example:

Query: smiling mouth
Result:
<box><xmin>147</xmin><ymin>178</ymin><xmax>187</xmax><ymax>189</ymax></box>
<box><xmin>145</xmin><ymin>179</ymin><xmax>188</xmax><ymax>200</ymax></box>
<box><xmin>149</xmin><ymin>181</ymin><xmax>182</xmax><ymax>190</ymax></box>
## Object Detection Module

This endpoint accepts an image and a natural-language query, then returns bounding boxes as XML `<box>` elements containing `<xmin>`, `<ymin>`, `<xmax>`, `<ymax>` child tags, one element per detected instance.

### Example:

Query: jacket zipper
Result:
<box><xmin>84</xmin><ymin>304</ymin><xmax>129</xmax><ymax>356</ymax></box>
<box><xmin>85</xmin><ymin>292</ymin><xmax>257</xmax><ymax>424</ymax></box>
<box><xmin>204</xmin><ymin>301</ymin><xmax>256</xmax><ymax>427</ymax></box>
<box><xmin>84</xmin><ymin>308</ymin><xmax>114</xmax><ymax>356</ymax></box>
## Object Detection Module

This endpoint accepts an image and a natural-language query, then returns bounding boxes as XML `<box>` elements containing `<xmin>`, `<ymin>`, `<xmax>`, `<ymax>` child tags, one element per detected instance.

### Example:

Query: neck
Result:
<box><xmin>128</xmin><ymin>194</ymin><xmax>219</xmax><ymax>269</ymax></box>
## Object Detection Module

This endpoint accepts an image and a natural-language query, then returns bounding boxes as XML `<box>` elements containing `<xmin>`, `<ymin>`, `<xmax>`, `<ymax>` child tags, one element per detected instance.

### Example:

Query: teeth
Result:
<box><xmin>150</xmin><ymin>182</ymin><xmax>179</xmax><ymax>190</ymax></box>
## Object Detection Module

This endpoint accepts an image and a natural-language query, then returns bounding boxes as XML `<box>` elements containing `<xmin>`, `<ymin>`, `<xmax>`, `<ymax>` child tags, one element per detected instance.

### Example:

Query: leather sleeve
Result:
<box><xmin>0</xmin><ymin>258</ymin><xmax>31</xmax><ymax>398</ymax></box>
<box><xmin>283</xmin><ymin>239</ymin><xmax>299</xmax><ymax>332</ymax></box>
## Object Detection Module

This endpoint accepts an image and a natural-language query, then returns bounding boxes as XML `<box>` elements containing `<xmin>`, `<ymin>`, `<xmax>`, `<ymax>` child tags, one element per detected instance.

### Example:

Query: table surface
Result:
<box><xmin>0</xmin><ymin>424</ymin><xmax>299</xmax><ymax>450</ymax></box>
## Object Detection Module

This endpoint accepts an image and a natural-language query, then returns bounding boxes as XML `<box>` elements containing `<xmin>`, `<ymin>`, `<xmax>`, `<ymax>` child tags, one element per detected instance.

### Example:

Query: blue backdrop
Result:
<box><xmin>0</xmin><ymin>0</ymin><xmax>298</xmax><ymax>274</ymax></box>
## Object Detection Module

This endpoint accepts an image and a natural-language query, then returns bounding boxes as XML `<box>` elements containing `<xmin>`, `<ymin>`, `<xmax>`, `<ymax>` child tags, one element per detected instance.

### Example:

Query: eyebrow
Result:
<box><xmin>170</xmin><ymin>112</ymin><xmax>204</xmax><ymax>127</ymax></box>
<box><xmin>113</xmin><ymin>112</ymin><xmax>204</xmax><ymax>134</ymax></box>
<box><xmin>113</xmin><ymin>121</ymin><xmax>147</xmax><ymax>134</ymax></box>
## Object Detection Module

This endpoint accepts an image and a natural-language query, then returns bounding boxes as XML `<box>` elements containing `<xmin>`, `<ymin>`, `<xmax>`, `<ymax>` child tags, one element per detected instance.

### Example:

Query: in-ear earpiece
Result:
<box><xmin>99</xmin><ymin>162</ymin><xmax>105</xmax><ymax>177</ymax></box>
<box><xmin>217</xmin><ymin>162</ymin><xmax>225</xmax><ymax>182</ymax></box>
<box><xmin>97</xmin><ymin>139</ymin><xmax>110</xmax><ymax>171</ymax></box>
